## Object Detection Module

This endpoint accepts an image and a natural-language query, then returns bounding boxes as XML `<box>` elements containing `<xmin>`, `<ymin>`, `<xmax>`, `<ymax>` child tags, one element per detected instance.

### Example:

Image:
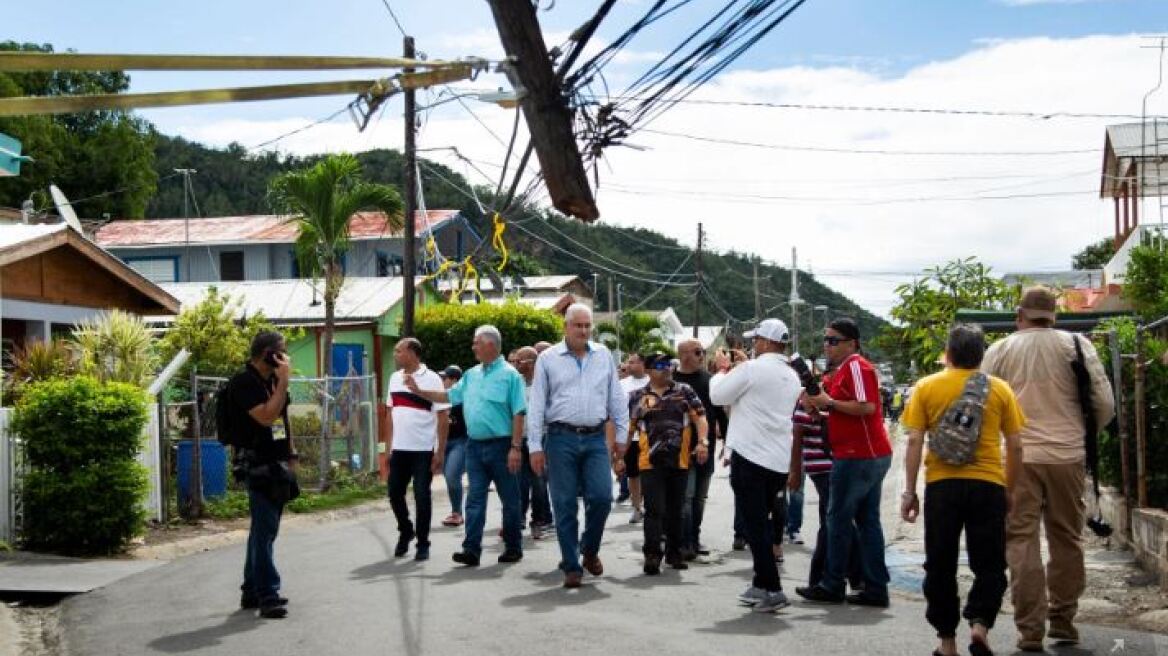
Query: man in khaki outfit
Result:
<box><xmin>981</xmin><ymin>286</ymin><xmax>1115</xmax><ymax>652</ymax></box>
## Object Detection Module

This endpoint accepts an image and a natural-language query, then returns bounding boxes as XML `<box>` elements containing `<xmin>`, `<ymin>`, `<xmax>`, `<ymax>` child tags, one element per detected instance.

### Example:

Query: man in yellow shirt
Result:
<box><xmin>901</xmin><ymin>324</ymin><xmax>1025</xmax><ymax>656</ymax></box>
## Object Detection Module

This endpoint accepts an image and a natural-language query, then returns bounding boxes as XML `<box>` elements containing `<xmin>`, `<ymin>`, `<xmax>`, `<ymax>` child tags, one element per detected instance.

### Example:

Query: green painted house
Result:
<box><xmin>161</xmin><ymin>277</ymin><xmax>439</xmax><ymax>400</ymax></box>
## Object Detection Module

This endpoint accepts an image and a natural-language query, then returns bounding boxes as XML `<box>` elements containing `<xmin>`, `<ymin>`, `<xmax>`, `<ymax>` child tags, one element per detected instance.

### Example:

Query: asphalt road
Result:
<box><xmin>62</xmin><ymin>462</ymin><xmax>1166</xmax><ymax>656</ymax></box>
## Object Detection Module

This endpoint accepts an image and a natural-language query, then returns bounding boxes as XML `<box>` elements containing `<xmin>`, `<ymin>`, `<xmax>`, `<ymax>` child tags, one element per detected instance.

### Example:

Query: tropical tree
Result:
<box><xmin>267</xmin><ymin>154</ymin><xmax>403</xmax><ymax>488</ymax></box>
<box><xmin>875</xmin><ymin>257</ymin><xmax>1019</xmax><ymax>378</ymax></box>
<box><xmin>71</xmin><ymin>310</ymin><xmax>159</xmax><ymax>388</ymax></box>
<box><xmin>597</xmin><ymin>311</ymin><xmax>675</xmax><ymax>359</ymax></box>
<box><xmin>1123</xmin><ymin>234</ymin><xmax>1168</xmax><ymax>319</ymax></box>
<box><xmin>1071</xmin><ymin>236</ymin><xmax>1115</xmax><ymax>271</ymax></box>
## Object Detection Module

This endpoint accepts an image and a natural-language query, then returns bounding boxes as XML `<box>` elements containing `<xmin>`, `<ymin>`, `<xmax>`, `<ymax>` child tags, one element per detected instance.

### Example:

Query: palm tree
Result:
<box><xmin>597</xmin><ymin>311</ymin><xmax>675</xmax><ymax>359</ymax></box>
<box><xmin>268</xmin><ymin>154</ymin><xmax>403</xmax><ymax>487</ymax></box>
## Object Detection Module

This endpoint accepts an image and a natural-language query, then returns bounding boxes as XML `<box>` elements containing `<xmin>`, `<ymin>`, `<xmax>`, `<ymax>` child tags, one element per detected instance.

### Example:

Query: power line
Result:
<box><xmin>625</xmin><ymin>250</ymin><xmax>695</xmax><ymax>311</ymax></box>
<box><xmin>602</xmin><ymin>182</ymin><xmax>1097</xmax><ymax>205</ymax></box>
<box><xmin>50</xmin><ymin>171</ymin><xmax>183</xmax><ymax>211</ymax></box>
<box><xmin>378</xmin><ymin>0</ymin><xmax>408</xmax><ymax>37</ymax></box>
<box><xmin>640</xmin><ymin>127</ymin><xmax>1099</xmax><ymax>156</ymax></box>
<box><xmin>247</xmin><ymin>104</ymin><xmax>351</xmax><ymax>152</ymax></box>
<box><xmin>587</xmin><ymin>95</ymin><xmax>1161</xmax><ymax>121</ymax></box>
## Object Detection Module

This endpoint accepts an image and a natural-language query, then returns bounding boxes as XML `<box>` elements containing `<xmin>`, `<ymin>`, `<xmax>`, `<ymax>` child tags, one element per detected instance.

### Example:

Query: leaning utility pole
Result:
<box><xmin>176</xmin><ymin>168</ymin><xmax>196</xmax><ymax>281</ymax></box>
<box><xmin>401</xmin><ymin>36</ymin><xmax>418</xmax><ymax>337</ymax></box>
<box><xmin>692</xmin><ymin>223</ymin><xmax>703</xmax><ymax>338</ymax></box>
<box><xmin>790</xmin><ymin>247</ymin><xmax>802</xmax><ymax>353</ymax></box>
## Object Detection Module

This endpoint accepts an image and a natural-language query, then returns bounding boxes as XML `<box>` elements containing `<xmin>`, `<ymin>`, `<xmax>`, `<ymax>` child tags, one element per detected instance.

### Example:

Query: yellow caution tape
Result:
<box><xmin>491</xmin><ymin>212</ymin><xmax>509</xmax><ymax>272</ymax></box>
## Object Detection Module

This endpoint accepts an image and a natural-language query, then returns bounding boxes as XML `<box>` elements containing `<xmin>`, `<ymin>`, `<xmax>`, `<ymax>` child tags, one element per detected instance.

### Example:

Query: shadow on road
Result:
<box><xmin>500</xmin><ymin>582</ymin><xmax>612</xmax><ymax>613</ymax></box>
<box><xmin>789</xmin><ymin>605</ymin><xmax>894</xmax><ymax>626</ymax></box>
<box><xmin>146</xmin><ymin>610</ymin><xmax>260</xmax><ymax>653</ymax></box>
<box><xmin>606</xmin><ymin>573</ymin><xmax>701</xmax><ymax>590</ymax></box>
<box><xmin>349</xmin><ymin>557</ymin><xmax>422</xmax><ymax>582</ymax></box>
<box><xmin>696</xmin><ymin>612</ymin><xmax>792</xmax><ymax>636</ymax></box>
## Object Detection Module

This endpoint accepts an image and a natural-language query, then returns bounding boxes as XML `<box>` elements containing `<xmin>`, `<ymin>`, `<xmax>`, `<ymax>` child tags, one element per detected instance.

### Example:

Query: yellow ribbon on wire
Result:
<box><xmin>462</xmin><ymin>257</ymin><xmax>485</xmax><ymax>303</ymax></box>
<box><xmin>491</xmin><ymin>212</ymin><xmax>509</xmax><ymax>272</ymax></box>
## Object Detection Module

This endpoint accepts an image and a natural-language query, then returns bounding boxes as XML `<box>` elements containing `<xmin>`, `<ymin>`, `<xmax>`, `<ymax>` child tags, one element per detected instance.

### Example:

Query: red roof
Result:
<box><xmin>94</xmin><ymin>210</ymin><xmax>459</xmax><ymax>248</ymax></box>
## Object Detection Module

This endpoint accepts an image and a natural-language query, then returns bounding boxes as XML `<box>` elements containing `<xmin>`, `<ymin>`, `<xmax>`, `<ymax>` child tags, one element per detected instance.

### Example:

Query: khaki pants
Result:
<box><xmin>1006</xmin><ymin>462</ymin><xmax>1086</xmax><ymax>640</ymax></box>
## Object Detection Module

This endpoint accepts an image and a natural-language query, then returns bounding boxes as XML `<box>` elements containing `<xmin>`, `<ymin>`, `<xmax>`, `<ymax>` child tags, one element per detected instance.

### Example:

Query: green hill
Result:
<box><xmin>146</xmin><ymin>136</ymin><xmax>886</xmax><ymax>353</ymax></box>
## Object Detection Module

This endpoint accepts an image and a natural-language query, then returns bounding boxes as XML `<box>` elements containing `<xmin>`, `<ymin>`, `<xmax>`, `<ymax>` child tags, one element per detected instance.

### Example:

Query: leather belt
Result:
<box><xmin>548</xmin><ymin>421</ymin><xmax>605</xmax><ymax>434</ymax></box>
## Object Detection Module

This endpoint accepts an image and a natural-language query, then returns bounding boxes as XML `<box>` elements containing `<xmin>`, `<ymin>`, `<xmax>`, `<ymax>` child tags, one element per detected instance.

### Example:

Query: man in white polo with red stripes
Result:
<box><xmin>385</xmin><ymin>337</ymin><xmax>449</xmax><ymax>562</ymax></box>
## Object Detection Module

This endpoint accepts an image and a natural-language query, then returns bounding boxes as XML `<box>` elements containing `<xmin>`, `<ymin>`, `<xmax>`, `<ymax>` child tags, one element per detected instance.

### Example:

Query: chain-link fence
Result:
<box><xmin>0</xmin><ymin>408</ymin><xmax>26</xmax><ymax>543</ymax></box>
<box><xmin>161</xmin><ymin>373</ymin><xmax>379</xmax><ymax>518</ymax></box>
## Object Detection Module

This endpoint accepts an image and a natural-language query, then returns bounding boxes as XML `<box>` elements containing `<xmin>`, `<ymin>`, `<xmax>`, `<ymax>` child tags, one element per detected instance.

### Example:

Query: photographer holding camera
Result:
<box><xmin>225</xmin><ymin>331</ymin><xmax>299</xmax><ymax>619</ymax></box>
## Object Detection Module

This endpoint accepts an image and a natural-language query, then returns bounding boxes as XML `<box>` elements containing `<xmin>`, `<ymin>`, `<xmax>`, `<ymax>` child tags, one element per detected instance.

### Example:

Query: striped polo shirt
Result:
<box><xmin>793</xmin><ymin>409</ymin><xmax>832</xmax><ymax>474</ymax></box>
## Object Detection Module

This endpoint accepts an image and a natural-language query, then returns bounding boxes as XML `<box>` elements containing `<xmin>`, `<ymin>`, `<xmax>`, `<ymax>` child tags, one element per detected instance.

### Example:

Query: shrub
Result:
<box><xmin>11</xmin><ymin>376</ymin><xmax>150</xmax><ymax>554</ymax></box>
<box><xmin>2</xmin><ymin>339</ymin><xmax>77</xmax><ymax>405</ymax></box>
<box><xmin>413</xmin><ymin>300</ymin><xmax>562</xmax><ymax>371</ymax></box>
<box><xmin>71</xmin><ymin>310</ymin><xmax>159</xmax><ymax>387</ymax></box>
<box><xmin>1095</xmin><ymin>318</ymin><xmax>1168</xmax><ymax>508</ymax></box>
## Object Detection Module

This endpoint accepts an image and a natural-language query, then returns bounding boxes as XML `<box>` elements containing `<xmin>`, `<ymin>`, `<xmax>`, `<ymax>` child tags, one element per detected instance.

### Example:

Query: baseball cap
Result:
<box><xmin>1018</xmin><ymin>286</ymin><xmax>1057</xmax><ymax>322</ymax></box>
<box><xmin>644</xmin><ymin>352</ymin><xmax>673</xmax><ymax>370</ymax></box>
<box><xmin>439</xmin><ymin>365</ymin><xmax>463</xmax><ymax>380</ymax></box>
<box><xmin>743</xmin><ymin>318</ymin><xmax>790</xmax><ymax>343</ymax></box>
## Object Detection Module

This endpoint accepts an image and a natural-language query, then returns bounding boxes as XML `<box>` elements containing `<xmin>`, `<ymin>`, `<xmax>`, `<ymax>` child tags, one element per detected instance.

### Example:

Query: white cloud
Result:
<box><xmin>149</xmin><ymin>34</ymin><xmax>1161</xmax><ymax>319</ymax></box>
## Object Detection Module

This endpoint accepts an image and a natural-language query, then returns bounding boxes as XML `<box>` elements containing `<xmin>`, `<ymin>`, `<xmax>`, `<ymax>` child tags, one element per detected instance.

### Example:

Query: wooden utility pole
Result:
<box><xmin>607</xmin><ymin>276</ymin><xmax>615</xmax><ymax>314</ymax></box>
<box><xmin>485</xmin><ymin>0</ymin><xmax>599</xmax><ymax>221</ymax></box>
<box><xmin>753</xmin><ymin>257</ymin><xmax>762</xmax><ymax>321</ymax></box>
<box><xmin>401</xmin><ymin>36</ymin><xmax>417</xmax><ymax>337</ymax></box>
<box><xmin>692</xmin><ymin>223</ymin><xmax>703</xmax><ymax>338</ymax></box>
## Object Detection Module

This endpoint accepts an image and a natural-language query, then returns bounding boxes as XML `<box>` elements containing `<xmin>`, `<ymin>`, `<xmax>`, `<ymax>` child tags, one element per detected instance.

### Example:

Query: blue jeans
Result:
<box><xmin>444</xmin><ymin>438</ymin><xmax>467</xmax><ymax>515</ymax></box>
<box><xmin>463</xmin><ymin>438</ymin><xmax>522</xmax><ymax>555</ymax></box>
<box><xmin>544</xmin><ymin>427</ymin><xmax>612</xmax><ymax>574</ymax></box>
<box><xmin>821</xmin><ymin>455</ymin><xmax>892</xmax><ymax>599</ymax></box>
<box><xmin>787</xmin><ymin>476</ymin><xmax>805</xmax><ymax>535</ymax></box>
<box><xmin>242</xmin><ymin>486</ymin><xmax>284</xmax><ymax>603</ymax></box>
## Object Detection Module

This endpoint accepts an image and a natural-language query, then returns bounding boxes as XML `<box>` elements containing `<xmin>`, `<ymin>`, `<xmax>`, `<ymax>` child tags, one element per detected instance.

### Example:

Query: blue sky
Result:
<box><xmin>6</xmin><ymin>1</ymin><xmax>1168</xmax><ymax>317</ymax></box>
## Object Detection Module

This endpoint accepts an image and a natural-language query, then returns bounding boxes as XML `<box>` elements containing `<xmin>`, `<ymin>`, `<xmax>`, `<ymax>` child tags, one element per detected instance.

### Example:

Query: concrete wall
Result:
<box><xmin>1132</xmin><ymin>508</ymin><xmax>1168</xmax><ymax>590</ymax></box>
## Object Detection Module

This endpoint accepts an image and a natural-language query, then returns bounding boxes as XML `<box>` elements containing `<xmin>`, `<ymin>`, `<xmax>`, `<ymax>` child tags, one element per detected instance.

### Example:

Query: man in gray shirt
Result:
<box><xmin>529</xmin><ymin>304</ymin><xmax>630</xmax><ymax>589</ymax></box>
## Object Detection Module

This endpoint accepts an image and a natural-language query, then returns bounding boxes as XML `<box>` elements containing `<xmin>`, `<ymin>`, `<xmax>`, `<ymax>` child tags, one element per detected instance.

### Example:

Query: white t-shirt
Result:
<box><xmin>620</xmin><ymin>375</ymin><xmax>649</xmax><ymax>397</ymax></box>
<box><xmin>709</xmin><ymin>353</ymin><xmax>801</xmax><ymax>473</ymax></box>
<box><xmin>387</xmin><ymin>365</ymin><xmax>450</xmax><ymax>451</ymax></box>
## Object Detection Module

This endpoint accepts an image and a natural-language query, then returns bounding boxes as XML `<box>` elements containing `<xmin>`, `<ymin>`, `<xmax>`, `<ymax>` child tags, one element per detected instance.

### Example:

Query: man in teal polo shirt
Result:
<box><xmin>406</xmin><ymin>324</ymin><xmax>527</xmax><ymax>566</ymax></box>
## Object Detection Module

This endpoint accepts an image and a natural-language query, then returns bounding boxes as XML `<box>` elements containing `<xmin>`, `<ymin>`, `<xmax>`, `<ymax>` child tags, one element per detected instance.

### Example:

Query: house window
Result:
<box><xmin>125</xmin><ymin>256</ymin><xmax>178</xmax><ymax>283</ymax></box>
<box><xmin>219</xmin><ymin>251</ymin><xmax>244</xmax><ymax>281</ymax></box>
<box><xmin>376</xmin><ymin>251</ymin><xmax>402</xmax><ymax>277</ymax></box>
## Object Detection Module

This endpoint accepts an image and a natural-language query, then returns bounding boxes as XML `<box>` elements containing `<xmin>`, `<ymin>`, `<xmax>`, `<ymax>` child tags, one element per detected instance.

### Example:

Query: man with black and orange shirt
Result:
<box><xmin>385</xmin><ymin>337</ymin><xmax>449</xmax><ymax>562</ymax></box>
<box><xmin>627</xmin><ymin>352</ymin><xmax>708</xmax><ymax>575</ymax></box>
<box><xmin>227</xmin><ymin>331</ymin><xmax>298</xmax><ymax>619</ymax></box>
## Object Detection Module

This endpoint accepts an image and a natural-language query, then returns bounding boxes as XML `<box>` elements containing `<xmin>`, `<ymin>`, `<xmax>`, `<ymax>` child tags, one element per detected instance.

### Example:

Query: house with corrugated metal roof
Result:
<box><xmin>0</xmin><ymin>221</ymin><xmax>179</xmax><ymax>361</ymax></box>
<box><xmin>93</xmin><ymin>210</ymin><xmax>482</xmax><ymax>284</ymax></box>
<box><xmin>156</xmin><ymin>277</ymin><xmax>440</xmax><ymax>402</ymax></box>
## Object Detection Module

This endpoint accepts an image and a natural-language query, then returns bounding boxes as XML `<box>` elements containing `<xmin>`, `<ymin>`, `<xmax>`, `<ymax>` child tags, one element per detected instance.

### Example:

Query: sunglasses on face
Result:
<box><xmin>650</xmin><ymin>361</ymin><xmax>672</xmax><ymax>371</ymax></box>
<box><xmin>823</xmin><ymin>336</ymin><xmax>852</xmax><ymax>346</ymax></box>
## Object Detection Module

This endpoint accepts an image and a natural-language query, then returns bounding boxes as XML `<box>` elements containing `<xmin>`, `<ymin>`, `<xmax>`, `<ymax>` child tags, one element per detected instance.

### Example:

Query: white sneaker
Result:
<box><xmin>753</xmin><ymin>590</ymin><xmax>791</xmax><ymax>613</ymax></box>
<box><xmin>629</xmin><ymin>508</ymin><xmax>643</xmax><ymax>524</ymax></box>
<box><xmin>737</xmin><ymin>585</ymin><xmax>767</xmax><ymax>606</ymax></box>
<box><xmin>789</xmin><ymin>531</ymin><xmax>803</xmax><ymax>545</ymax></box>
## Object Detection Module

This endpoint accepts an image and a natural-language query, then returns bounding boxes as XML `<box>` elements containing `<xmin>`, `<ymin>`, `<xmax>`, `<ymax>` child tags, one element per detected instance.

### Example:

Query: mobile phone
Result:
<box><xmin>264</xmin><ymin>350</ymin><xmax>282</xmax><ymax>367</ymax></box>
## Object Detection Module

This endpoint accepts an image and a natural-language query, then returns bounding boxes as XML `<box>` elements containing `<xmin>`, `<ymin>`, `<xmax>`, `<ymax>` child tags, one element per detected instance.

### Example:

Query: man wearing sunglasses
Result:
<box><xmin>675</xmin><ymin>339</ymin><xmax>727</xmax><ymax>559</ymax></box>
<box><xmin>803</xmin><ymin>317</ymin><xmax>894</xmax><ymax>608</ymax></box>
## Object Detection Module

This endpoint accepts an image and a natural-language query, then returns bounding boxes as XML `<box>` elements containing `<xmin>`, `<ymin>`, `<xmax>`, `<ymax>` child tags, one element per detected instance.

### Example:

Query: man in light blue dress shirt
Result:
<box><xmin>529</xmin><ymin>304</ymin><xmax>630</xmax><ymax>588</ymax></box>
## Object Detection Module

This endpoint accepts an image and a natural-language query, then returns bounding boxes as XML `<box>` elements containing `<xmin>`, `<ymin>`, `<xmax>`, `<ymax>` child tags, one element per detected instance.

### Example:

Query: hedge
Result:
<box><xmin>11</xmin><ymin>376</ymin><xmax>150</xmax><ymax>555</ymax></box>
<box><xmin>413</xmin><ymin>301</ymin><xmax>563</xmax><ymax>371</ymax></box>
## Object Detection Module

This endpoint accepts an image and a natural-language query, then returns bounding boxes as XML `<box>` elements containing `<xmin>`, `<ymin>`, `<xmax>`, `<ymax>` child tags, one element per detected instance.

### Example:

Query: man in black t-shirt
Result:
<box><xmin>228</xmin><ymin>331</ymin><xmax>297</xmax><ymax>619</ymax></box>
<box><xmin>675</xmin><ymin>339</ymin><xmax>727</xmax><ymax>558</ymax></box>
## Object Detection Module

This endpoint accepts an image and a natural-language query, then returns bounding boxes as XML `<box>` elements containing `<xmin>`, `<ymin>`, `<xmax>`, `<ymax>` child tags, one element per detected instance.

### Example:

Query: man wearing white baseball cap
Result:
<box><xmin>710</xmin><ymin>318</ymin><xmax>802</xmax><ymax>613</ymax></box>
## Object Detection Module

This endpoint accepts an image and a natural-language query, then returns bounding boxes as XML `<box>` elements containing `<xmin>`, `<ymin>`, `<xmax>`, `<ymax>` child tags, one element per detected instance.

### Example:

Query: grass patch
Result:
<box><xmin>0</xmin><ymin>540</ymin><xmax>12</xmax><ymax>552</ymax></box>
<box><xmin>203</xmin><ymin>476</ymin><xmax>384</xmax><ymax>520</ymax></box>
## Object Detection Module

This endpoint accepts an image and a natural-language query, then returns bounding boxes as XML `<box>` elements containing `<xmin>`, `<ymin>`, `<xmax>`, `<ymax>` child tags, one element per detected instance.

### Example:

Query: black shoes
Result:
<box><xmin>498</xmin><ymin>549</ymin><xmax>523</xmax><ymax>564</ymax></box>
<box><xmin>795</xmin><ymin>585</ymin><xmax>845</xmax><ymax>603</ymax></box>
<box><xmin>241</xmin><ymin>595</ymin><xmax>287</xmax><ymax>610</ymax></box>
<box><xmin>452</xmin><ymin>551</ymin><xmax>481</xmax><ymax>567</ymax></box>
<box><xmin>415</xmin><ymin>544</ymin><xmax>430</xmax><ymax>561</ymax></box>
<box><xmin>643</xmin><ymin>555</ymin><xmax>661</xmax><ymax>575</ymax></box>
<box><xmin>259</xmin><ymin>603</ymin><xmax>288</xmax><ymax>619</ymax></box>
<box><xmin>845</xmin><ymin>592</ymin><xmax>890</xmax><ymax>608</ymax></box>
<box><xmin>666</xmin><ymin>555</ymin><xmax>689</xmax><ymax>570</ymax></box>
<box><xmin>732</xmin><ymin>537</ymin><xmax>747</xmax><ymax>551</ymax></box>
<box><xmin>394</xmin><ymin>530</ymin><xmax>415</xmax><ymax>558</ymax></box>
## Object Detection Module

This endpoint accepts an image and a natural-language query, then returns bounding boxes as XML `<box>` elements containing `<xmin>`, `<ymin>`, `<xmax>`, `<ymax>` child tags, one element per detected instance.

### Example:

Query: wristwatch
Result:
<box><xmin>826</xmin><ymin>399</ymin><xmax>836</xmax><ymax>412</ymax></box>
<box><xmin>510</xmin><ymin>443</ymin><xmax>523</xmax><ymax>451</ymax></box>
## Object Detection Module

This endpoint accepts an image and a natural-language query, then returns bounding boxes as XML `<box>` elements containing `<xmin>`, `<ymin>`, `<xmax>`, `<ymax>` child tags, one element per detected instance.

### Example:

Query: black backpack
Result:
<box><xmin>215</xmin><ymin>374</ymin><xmax>244</xmax><ymax>448</ymax></box>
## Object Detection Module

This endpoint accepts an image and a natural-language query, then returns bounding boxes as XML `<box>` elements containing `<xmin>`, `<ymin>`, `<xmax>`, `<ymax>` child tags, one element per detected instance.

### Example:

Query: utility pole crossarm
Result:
<box><xmin>0</xmin><ymin>52</ymin><xmax>455</xmax><ymax>72</ymax></box>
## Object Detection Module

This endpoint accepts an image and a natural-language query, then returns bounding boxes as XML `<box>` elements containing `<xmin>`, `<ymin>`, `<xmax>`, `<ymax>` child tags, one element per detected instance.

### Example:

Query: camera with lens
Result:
<box><xmin>787</xmin><ymin>354</ymin><xmax>821</xmax><ymax>396</ymax></box>
<box><xmin>1086</xmin><ymin>515</ymin><xmax>1113</xmax><ymax>538</ymax></box>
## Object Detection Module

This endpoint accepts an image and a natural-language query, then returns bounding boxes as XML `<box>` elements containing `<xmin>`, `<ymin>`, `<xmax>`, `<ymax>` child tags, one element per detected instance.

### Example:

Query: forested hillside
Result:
<box><xmin>145</xmin><ymin>137</ymin><xmax>885</xmax><ymax>347</ymax></box>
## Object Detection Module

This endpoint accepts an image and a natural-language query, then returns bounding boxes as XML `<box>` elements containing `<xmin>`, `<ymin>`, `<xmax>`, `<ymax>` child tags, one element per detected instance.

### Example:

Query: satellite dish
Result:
<box><xmin>49</xmin><ymin>184</ymin><xmax>84</xmax><ymax>235</ymax></box>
